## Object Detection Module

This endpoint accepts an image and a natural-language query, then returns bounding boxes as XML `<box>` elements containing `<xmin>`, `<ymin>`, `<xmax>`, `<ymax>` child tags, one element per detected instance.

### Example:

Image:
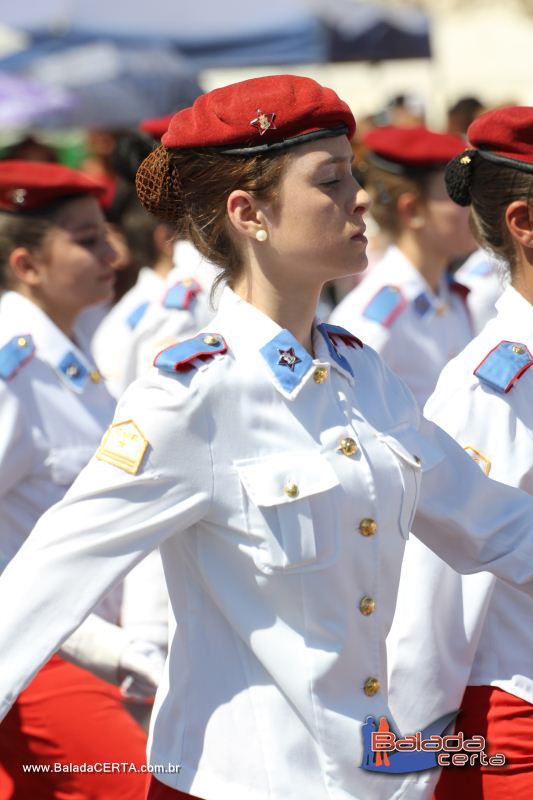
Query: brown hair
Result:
<box><xmin>0</xmin><ymin>212</ymin><xmax>52</xmax><ymax>290</ymax></box>
<box><xmin>136</xmin><ymin>145</ymin><xmax>292</xmax><ymax>290</ymax></box>
<box><xmin>362</xmin><ymin>162</ymin><xmax>433</xmax><ymax>239</ymax></box>
<box><xmin>469</xmin><ymin>157</ymin><xmax>533</xmax><ymax>274</ymax></box>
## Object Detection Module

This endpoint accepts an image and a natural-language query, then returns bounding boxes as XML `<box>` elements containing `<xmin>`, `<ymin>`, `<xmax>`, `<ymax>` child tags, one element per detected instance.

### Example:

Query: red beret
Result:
<box><xmin>0</xmin><ymin>161</ymin><xmax>106</xmax><ymax>213</ymax></box>
<box><xmin>363</xmin><ymin>126</ymin><xmax>465</xmax><ymax>171</ymax></box>
<box><xmin>140</xmin><ymin>114</ymin><xmax>174</xmax><ymax>141</ymax></box>
<box><xmin>467</xmin><ymin>106</ymin><xmax>533</xmax><ymax>170</ymax></box>
<box><xmin>161</xmin><ymin>75</ymin><xmax>355</xmax><ymax>153</ymax></box>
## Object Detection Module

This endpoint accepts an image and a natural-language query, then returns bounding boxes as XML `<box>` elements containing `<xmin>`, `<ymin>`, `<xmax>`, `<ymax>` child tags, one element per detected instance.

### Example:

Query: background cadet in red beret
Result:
<box><xmin>389</xmin><ymin>105</ymin><xmax>533</xmax><ymax>800</ymax></box>
<box><xmin>4</xmin><ymin>77</ymin><xmax>533</xmax><ymax>800</ymax></box>
<box><xmin>330</xmin><ymin>125</ymin><xmax>478</xmax><ymax>407</ymax></box>
<box><xmin>0</xmin><ymin>161</ymin><xmax>165</xmax><ymax>799</ymax></box>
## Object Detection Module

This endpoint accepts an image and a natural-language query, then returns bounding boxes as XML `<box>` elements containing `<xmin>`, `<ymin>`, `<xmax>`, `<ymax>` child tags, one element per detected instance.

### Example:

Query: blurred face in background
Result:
<box><xmin>418</xmin><ymin>171</ymin><xmax>476</xmax><ymax>261</ymax></box>
<box><xmin>31</xmin><ymin>196</ymin><xmax>117</xmax><ymax>317</ymax></box>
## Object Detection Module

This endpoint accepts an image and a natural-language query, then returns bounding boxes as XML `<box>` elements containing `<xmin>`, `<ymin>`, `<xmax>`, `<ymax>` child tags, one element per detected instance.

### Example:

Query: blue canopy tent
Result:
<box><xmin>0</xmin><ymin>1</ymin><xmax>430</xmax><ymax>126</ymax></box>
<box><xmin>1</xmin><ymin>0</ymin><xmax>430</xmax><ymax>66</ymax></box>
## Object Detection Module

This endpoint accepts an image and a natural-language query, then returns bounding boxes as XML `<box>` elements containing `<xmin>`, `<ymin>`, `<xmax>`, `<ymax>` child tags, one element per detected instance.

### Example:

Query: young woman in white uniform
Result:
<box><xmin>1</xmin><ymin>79</ymin><xmax>533</xmax><ymax>800</ymax></box>
<box><xmin>387</xmin><ymin>107</ymin><xmax>533</xmax><ymax>799</ymax></box>
<box><xmin>0</xmin><ymin>162</ymin><xmax>162</xmax><ymax>800</ymax></box>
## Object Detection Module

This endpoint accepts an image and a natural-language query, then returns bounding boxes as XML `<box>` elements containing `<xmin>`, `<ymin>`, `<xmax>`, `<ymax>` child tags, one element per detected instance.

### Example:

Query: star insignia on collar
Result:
<box><xmin>250</xmin><ymin>109</ymin><xmax>277</xmax><ymax>136</ymax></box>
<box><xmin>277</xmin><ymin>347</ymin><xmax>301</xmax><ymax>371</ymax></box>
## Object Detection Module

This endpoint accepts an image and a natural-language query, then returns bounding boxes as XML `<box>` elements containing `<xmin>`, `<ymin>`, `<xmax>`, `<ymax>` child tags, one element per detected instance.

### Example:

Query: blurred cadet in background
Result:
<box><xmin>330</xmin><ymin>125</ymin><xmax>477</xmax><ymax>406</ymax></box>
<box><xmin>0</xmin><ymin>161</ymin><xmax>163</xmax><ymax>799</ymax></box>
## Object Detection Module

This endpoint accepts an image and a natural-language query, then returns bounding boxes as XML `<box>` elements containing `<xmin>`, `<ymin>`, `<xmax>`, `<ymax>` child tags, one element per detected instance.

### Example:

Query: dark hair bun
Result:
<box><xmin>445</xmin><ymin>150</ymin><xmax>477</xmax><ymax>206</ymax></box>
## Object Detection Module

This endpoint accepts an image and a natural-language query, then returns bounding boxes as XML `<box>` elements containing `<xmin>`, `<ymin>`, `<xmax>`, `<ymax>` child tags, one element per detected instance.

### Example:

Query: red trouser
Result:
<box><xmin>0</xmin><ymin>654</ymin><xmax>149</xmax><ymax>800</ymax></box>
<box><xmin>146</xmin><ymin>777</ymin><xmax>203</xmax><ymax>799</ymax></box>
<box><xmin>435</xmin><ymin>685</ymin><xmax>533</xmax><ymax>800</ymax></box>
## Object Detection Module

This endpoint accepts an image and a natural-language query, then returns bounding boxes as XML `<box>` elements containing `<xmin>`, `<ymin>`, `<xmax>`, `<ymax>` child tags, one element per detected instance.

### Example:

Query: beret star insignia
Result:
<box><xmin>250</xmin><ymin>109</ymin><xmax>277</xmax><ymax>135</ymax></box>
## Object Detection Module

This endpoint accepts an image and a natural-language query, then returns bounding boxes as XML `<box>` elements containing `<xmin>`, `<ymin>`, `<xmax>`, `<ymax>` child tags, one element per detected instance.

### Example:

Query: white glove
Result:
<box><xmin>59</xmin><ymin>614</ymin><xmax>165</xmax><ymax>701</ymax></box>
<box><xmin>118</xmin><ymin>639</ymin><xmax>166</xmax><ymax>702</ymax></box>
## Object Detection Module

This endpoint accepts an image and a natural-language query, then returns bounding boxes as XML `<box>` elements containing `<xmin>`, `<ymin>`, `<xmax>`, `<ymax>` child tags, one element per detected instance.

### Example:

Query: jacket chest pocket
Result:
<box><xmin>47</xmin><ymin>445</ymin><xmax>97</xmax><ymax>486</ymax></box>
<box><xmin>378</xmin><ymin>426</ymin><xmax>444</xmax><ymax>538</ymax></box>
<box><xmin>234</xmin><ymin>451</ymin><xmax>340</xmax><ymax>574</ymax></box>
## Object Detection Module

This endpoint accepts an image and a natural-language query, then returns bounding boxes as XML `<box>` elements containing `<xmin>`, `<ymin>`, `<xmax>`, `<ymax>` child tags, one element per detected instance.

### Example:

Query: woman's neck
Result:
<box><xmin>15</xmin><ymin>287</ymin><xmax>77</xmax><ymax>339</ymax></box>
<box><xmin>232</xmin><ymin>271</ymin><xmax>319</xmax><ymax>354</ymax></box>
<box><xmin>396</xmin><ymin>233</ymin><xmax>449</xmax><ymax>294</ymax></box>
<box><xmin>511</xmin><ymin>247</ymin><xmax>533</xmax><ymax>305</ymax></box>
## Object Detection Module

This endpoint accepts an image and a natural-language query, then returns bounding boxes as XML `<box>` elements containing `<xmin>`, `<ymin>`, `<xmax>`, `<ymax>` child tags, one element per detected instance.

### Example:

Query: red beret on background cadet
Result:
<box><xmin>363</xmin><ymin>125</ymin><xmax>465</xmax><ymax>171</ymax></box>
<box><xmin>140</xmin><ymin>114</ymin><xmax>174</xmax><ymax>141</ymax></box>
<box><xmin>445</xmin><ymin>105</ymin><xmax>533</xmax><ymax>208</ymax></box>
<box><xmin>467</xmin><ymin>105</ymin><xmax>533</xmax><ymax>164</ymax></box>
<box><xmin>0</xmin><ymin>160</ymin><xmax>106</xmax><ymax>212</ymax></box>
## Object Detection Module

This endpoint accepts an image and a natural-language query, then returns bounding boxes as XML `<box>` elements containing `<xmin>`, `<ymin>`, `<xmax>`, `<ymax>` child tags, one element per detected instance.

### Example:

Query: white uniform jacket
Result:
<box><xmin>1</xmin><ymin>288</ymin><xmax>533</xmax><ymax>800</ymax></box>
<box><xmin>454</xmin><ymin>248</ymin><xmax>505</xmax><ymax>334</ymax></box>
<box><xmin>0</xmin><ymin>291</ymin><xmax>116</xmax><ymax>572</ymax></box>
<box><xmin>387</xmin><ymin>286</ymin><xmax>533</xmax><ymax>785</ymax></box>
<box><xmin>329</xmin><ymin>245</ymin><xmax>473</xmax><ymax>406</ymax></box>
<box><xmin>121</xmin><ymin>241</ymin><xmax>222</xmax><ymax>391</ymax></box>
<box><xmin>91</xmin><ymin>267</ymin><xmax>165</xmax><ymax>397</ymax></box>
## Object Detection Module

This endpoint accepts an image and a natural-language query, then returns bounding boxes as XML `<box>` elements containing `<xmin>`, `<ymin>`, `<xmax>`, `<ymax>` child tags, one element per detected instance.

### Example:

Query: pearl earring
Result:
<box><xmin>255</xmin><ymin>229</ymin><xmax>268</xmax><ymax>242</ymax></box>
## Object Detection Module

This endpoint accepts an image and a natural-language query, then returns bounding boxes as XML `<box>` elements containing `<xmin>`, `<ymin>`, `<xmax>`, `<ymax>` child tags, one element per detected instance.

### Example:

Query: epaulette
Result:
<box><xmin>317</xmin><ymin>323</ymin><xmax>362</xmax><ymax>378</ymax></box>
<box><xmin>320</xmin><ymin>322</ymin><xmax>363</xmax><ymax>350</ymax></box>
<box><xmin>474</xmin><ymin>340</ymin><xmax>533</xmax><ymax>393</ymax></box>
<box><xmin>448</xmin><ymin>277</ymin><xmax>470</xmax><ymax>303</ymax></box>
<box><xmin>162</xmin><ymin>278</ymin><xmax>201</xmax><ymax>310</ymax></box>
<box><xmin>126</xmin><ymin>301</ymin><xmax>149</xmax><ymax>330</ymax></box>
<box><xmin>154</xmin><ymin>332</ymin><xmax>227</xmax><ymax>374</ymax></box>
<box><xmin>362</xmin><ymin>286</ymin><xmax>407</xmax><ymax>327</ymax></box>
<box><xmin>0</xmin><ymin>335</ymin><xmax>35</xmax><ymax>380</ymax></box>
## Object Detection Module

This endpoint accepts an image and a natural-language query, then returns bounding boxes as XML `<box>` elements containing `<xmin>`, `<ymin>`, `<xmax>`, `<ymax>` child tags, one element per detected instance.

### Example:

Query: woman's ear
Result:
<box><xmin>8</xmin><ymin>248</ymin><xmax>42</xmax><ymax>287</ymax></box>
<box><xmin>226</xmin><ymin>190</ymin><xmax>266</xmax><ymax>241</ymax></box>
<box><xmin>397</xmin><ymin>192</ymin><xmax>425</xmax><ymax>230</ymax></box>
<box><xmin>505</xmin><ymin>200</ymin><xmax>533</xmax><ymax>248</ymax></box>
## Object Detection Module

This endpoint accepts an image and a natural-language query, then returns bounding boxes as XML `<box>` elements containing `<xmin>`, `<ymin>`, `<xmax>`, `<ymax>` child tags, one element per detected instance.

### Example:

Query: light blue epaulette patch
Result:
<box><xmin>474</xmin><ymin>341</ymin><xmax>533</xmax><ymax>394</ymax></box>
<box><xmin>154</xmin><ymin>332</ymin><xmax>227</xmax><ymax>374</ymax></box>
<box><xmin>362</xmin><ymin>286</ymin><xmax>407</xmax><ymax>327</ymax></box>
<box><xmin>0</xmin><ymin>335</ymin><xmax>35</xmax><ymax>380</ymax></box>
<box><xmin>162</xmin><ymin>278</ymin><xmax>201</xmax><ymax>310</ymax></box>
<box><xmin>126</xmin><ymin>301</ymin><xmax>149</xmax><ymax>330</ymax></box>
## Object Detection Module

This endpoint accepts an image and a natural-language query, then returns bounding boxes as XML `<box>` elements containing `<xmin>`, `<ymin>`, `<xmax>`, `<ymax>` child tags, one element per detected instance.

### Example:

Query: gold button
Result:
<box><xmin>182</xmin><ymin>278</ymin><xmax>194</xmax><ymax>287</ymax></box>
<box><xmin>89</xmin><ymin>370</ymin><xmax>102</xmax><ymax>383</ymax></box>
<box><xmin>359</xmin><ymin>518</ymin><xmax>377</xmax><ymax>537</ymax></box>
<box><xmin>436</xmin><ymin>304</ymin><xmax>448</xmax><ymax>316</ymax></box>
<box><xmin>359</xmin><ymin>596</ymin><xmax>376</xmax><ymax>616</ymax></box>
<box><xmin>512</xmin><ymin>345</ymin><xmax>525</xmax><ymax>355</ymax></box>
<box><xmin>339</xmin><ymin>437</ymin><xmax>358</xmax><ymax>457</ymax></box>
<box><xmin>66</xmin><ymin>364</ymin><xmax>79</xmax><ymax>377</ymax></box>
<box><xmin>17</xmin><ymin>337</ymin><xmax>28</xmax><ymax>347</ymax></box>
<box><xmin>364</xmin><ymin>677</ymin><xmax>381</xmax><ymax>697</ymax></box>
<box><xmin>203</xmin><ymin>335</ymin><xmax>219</xmax><ymax>346</ymax></box>
<box><xmin>283</xmin><ymin>482</ymin><xmax>299</xmax><ymax>499</ymax></box>
<box><xmin>413</xmin><ymin>455</ymin><xmax>421</xmax><ymax>465</ymax></box>
<box><xmin>313</xmin><ymin>366</ymin><xmax>329</xmax><ymax>384</ymax></box>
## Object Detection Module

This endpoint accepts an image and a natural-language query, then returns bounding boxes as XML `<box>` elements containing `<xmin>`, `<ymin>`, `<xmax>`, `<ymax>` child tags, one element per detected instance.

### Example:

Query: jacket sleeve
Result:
<box><xmin>0</xmin><ymin>370</ymin><xmax>213</xmax><ymax>721</ymax></box>
<box><xmin>412</xmin><ymin>415</ymin><xmax>533</xmax><ymax>592</ymax></box>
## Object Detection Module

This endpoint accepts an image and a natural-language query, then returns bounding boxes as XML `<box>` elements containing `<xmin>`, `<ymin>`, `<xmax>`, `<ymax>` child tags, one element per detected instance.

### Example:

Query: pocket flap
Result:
<box><xmin>378</xmin><ymin>426</ymin><xmax>444</xmax><ymax>472</ymax></box>
<box><xmin>234</xmin><ymin>451</ymin><xmax>339</xmax><ymax>507</ymax></box>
